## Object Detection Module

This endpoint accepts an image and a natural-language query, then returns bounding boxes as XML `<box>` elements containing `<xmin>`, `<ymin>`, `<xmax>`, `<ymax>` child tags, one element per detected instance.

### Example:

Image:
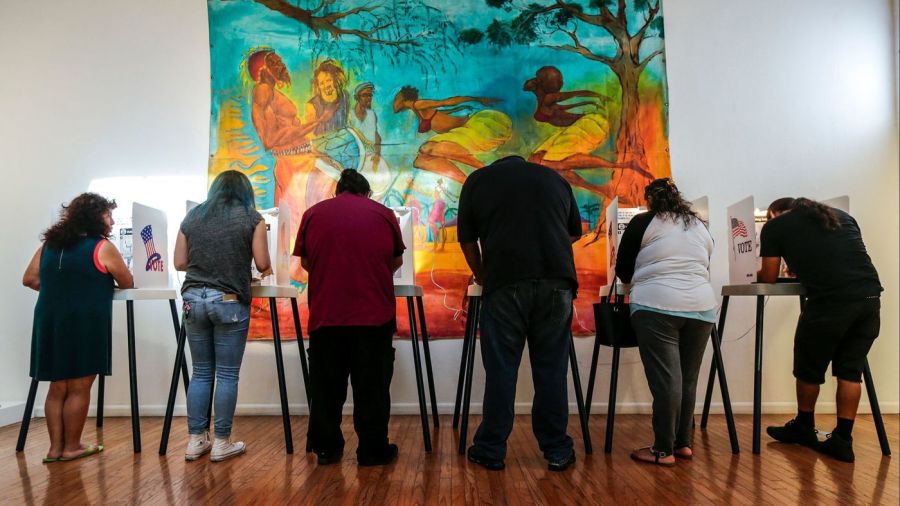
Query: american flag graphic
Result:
<box><xmin>140</xmin><ymin>225</ymin><xmax>164</xmax><ymax>272</ymax></box>
<box><xmin>730</xmin><ymin>218</ymin><xmax>749</xmax><ymax>239</ymax></box>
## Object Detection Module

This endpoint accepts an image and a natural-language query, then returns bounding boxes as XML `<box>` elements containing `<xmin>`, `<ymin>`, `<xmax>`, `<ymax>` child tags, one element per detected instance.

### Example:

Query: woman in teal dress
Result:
<box><xmin>22</xmin><ymin>193</ymin><xmax>134</xmax><ymax>462</ymax></box>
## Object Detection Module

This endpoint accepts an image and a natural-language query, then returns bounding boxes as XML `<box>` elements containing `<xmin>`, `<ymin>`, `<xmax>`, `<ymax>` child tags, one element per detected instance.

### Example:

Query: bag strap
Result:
<box><xmin>606</xmin><ymin>270</ymin><xmax>619</xmax><ymax>304</ymax></box>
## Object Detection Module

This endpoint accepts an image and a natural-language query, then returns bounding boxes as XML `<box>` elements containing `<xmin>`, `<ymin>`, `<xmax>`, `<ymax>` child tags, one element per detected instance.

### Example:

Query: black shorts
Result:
<box><xmin>793</xmin><ymin>297</ymin><xmax>880</xmax><ymax>384</ymax></box>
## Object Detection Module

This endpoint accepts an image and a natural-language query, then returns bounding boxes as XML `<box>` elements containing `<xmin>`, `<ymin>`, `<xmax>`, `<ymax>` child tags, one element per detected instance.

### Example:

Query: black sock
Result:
<box><xmin>796</xmin><ymin>410</ymin><xmax>815</xmax><ymax>428</ymax></box>
<box><xmin>834</xmin><ymin>418</ymin><xmax>854</xmax><ymax>439</ymax></box>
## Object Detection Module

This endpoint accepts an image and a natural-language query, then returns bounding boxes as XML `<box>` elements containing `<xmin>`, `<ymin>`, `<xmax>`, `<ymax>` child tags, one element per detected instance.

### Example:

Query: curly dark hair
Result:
<box><xmin>399</xmin><ymin>85</ymin><xmax>419</xmax><ymax>101</ymax></box>
<box><xmin>644</xmin><ymin>178</ymin><xmax>703</xmax><ymax>228</ymax></box>
<box><xmin>43</xmin><ymin>193</ymin><xmax>117</xmax><ymax>249</ymax></box>
<box><xmin>767</xmin><ymin>197</ymin><xmax>841</xmax><ymax>231</ymax></box>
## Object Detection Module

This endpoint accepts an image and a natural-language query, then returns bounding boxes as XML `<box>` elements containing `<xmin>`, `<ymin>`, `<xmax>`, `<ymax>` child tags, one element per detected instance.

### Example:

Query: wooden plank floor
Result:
<box><xmin>4</xmin><ymin>414</ymin><xmax>897</xmax><ymax>505</ymax></box>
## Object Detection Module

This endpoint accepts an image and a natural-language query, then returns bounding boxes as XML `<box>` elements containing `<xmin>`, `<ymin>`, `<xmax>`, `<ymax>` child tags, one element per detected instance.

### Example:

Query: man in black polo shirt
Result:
<box><xmin>457</xmin><ymin>155</ymin><xmax>582</xmax><ymax>472</ymax></box>
<box><xmin>759</xmin><ymin>198</ymin><xmax>882</xmax><ymax>463</ymax></box>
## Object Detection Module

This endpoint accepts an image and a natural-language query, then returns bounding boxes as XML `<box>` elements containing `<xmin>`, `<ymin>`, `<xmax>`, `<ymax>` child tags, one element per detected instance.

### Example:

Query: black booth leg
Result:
<box><xmin>96</xmin><ymin>375</ymin><xmax>105</xmax><ymax>428</ymax></box>
<box><xmin>862</xmin><ymin>360</ymin><xmax>892</xmax><ymax>456</ymax></box>
<box><xmin>406</xmin><ymin>297</ymin><xmax>432</xmax><ymax>453</ymax></box>
<box><xmin>453</xmin><ymin>298</ymin><xmax>476</xmax><ymax>429</ymax></box>
<box><xmin>126</xmin><ymin>301</ymin><xmax>141</xmax><ymax>453</ymax></box>
<box><xmin>269</xmin><ymin>298</ymin><xmax>294</xmax><ymax>454</ymax></box>
<box><xmin>159</xmin><ymin>319</ymin><xmax>188</xmax><ymax>455</ymax></box>
<box><xmin>290</xmin><ymin>298</ymin><xmax>312</xmax><ymax>453</ymax></box>
<box><xmin>604</xmin><ymin>347</ymin><xmax>621</xmax><ymax>453</ymax></box>
<box><xmin>16</xmin><ymin>379</ymin><xmax>39</xmax><ymax>452</ymax></box>
<box><xmin>710</xmin><ymin>326</ymin><xmax>740</xmax><ymax>453</ymax></box>
<box><xmin>569</xmin><ymin>333</ymin><xmax>593</xmax><ymax>454</ymax></box>
<box><xmin>169</xmin><ymin>299</ymin><xmax>190</xmax><ymax>395</ymax></box>
<box><xmin>458</xmin><ymin>298</ymin><xmax>480</xmax><ymax>455</ymax></box>
<box><xmin>702</xmin><ymin>296</ymin><xmax>729</xmax><ymax>428</ymax></box>
<box><xmin>417</xmin><ymin>296</ymin><xmax>439</xmax><ymax>428</ymax></box>
<box><xmin>752</xmin><ymin>296</ymin><xmax>765</xmax><ymax>454</ymax></box>
<box><xmin>585</xmin><ymin>325</ymin><xmax>604</xmax><ymax>419</ymax></box>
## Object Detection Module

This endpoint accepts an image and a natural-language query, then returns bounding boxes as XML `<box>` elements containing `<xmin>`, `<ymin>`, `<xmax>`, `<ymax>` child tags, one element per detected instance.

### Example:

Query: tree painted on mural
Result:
<box><xmin>460</xmin><ymin>0</ymin><xmax>666</xmax><ymax>203</ymax></box>
<box><xmin>252</xmin><ymin>0</ymin><xmax>460</xmax><ymax>80</ymax></box>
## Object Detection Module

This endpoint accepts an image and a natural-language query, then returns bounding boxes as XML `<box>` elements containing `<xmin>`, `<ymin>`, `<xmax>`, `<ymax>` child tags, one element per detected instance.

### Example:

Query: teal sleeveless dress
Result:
<box><xmin>30</xmin><ymin>237</ymin><xmax>114</xmax><ymax>381</ymax></box>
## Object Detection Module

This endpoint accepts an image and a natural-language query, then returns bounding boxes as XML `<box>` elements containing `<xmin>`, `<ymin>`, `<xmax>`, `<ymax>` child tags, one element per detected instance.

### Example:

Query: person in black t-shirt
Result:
<box><xmin>758</xmin><ymin>197</ymin><xmax>882</xmax><ymax>463</ymax></box>
<box><xmin>457</xmin><ymin>155</ymin><xmax>582</xmax><ymax>472</ymax></box>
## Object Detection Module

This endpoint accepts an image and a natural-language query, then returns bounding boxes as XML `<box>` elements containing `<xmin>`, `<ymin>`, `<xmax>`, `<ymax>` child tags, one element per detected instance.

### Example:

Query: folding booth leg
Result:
<box><xmin>16</xmin><ymin>379</ymin><xmax>39</xmax><ymax>452</ymax></box>
<box><xmin>862</xmin><ymin>360</ymin><xmax>892</xmax><ymax>456</ymax></box>
<box><xmin>604</xmin><ymin>347</ymin><xmax>621</xmax><ymax>453</ymax></box>
<box><xmin>126</xmin><ymin>301</ymin><xmax>142</xmax><ymax>453</ymax></box>
<box><xmin>702</xmin><ymin>296</ymin><xmax>729</xmax><ymax>428</ymax></box>
<box><xmin>584</xmin><ymin>325</ymin><xmax>604</xmax><ymax>419</ymax></box>
<box><xmin>458</xmin><ymin>297</ymin><xmax>480</xmax><ymax>455</ymax></box>
<box><xmin>159</xmin><ymin>323</ymin><xmax>188</xmax><ymax>455</ymax></box>
<box><xmin>453</xmin><ymin>297</ymin><xmax>477</xmax><ymax>429</ymax></box>
<box><xmin>406</xmin><ymin>297</ymin><xmax>432</xmax><ymax>453</ymax></box>
<box><xmin>569</xmin><ymin>333</ymin><xmax>593</xmax><ymax>454</ymax></box>
<box><xmin>710</xmin><ymin>326</ymin><xmax>740</xmax><ymax>453</ymax></box>
<box><xmin>416</xmin><ymin>296</ymin><xmax>439</xmax><ymax>428</ymax></box>
<box><xmin>96</xmin><ymin>375</ymin><xmax>105</xmax><ymax>428</ymax></box>
<box><xmin>752</xmin><ymin>296</ymin><xmax>765</xmax><ymax>454</ymax></box>
<box><xmin>169</xmin><ymin>299</ymin><xmax>190</xmax><ymax>394</ymax></box>
<box><xmin>290</xmin><ymin>298</ymin><xmax>312</xmax><ymax>452</ymax></box>
<box><xmin>269</xmin><ymin>298</ymin><xmax>294</xmax><ymax>454</ymax></box>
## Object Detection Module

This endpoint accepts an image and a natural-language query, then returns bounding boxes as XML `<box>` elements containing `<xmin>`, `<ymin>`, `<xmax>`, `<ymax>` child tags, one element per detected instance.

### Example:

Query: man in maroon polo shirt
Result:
<box><xmin>293</xmin><ymin>169</ymin><xmax>404</xmax><ymax>466</ymax></box>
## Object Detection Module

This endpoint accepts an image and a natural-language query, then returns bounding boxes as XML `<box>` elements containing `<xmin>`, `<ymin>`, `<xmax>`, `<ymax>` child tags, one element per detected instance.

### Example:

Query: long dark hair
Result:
<box><xmin>336</xmin><ymin>169</ymin><xmax>371</xmax><ymax>196</ymax></box>
<box><xmin>644</xmin><ymin>178</ymin><xmax>702</xmax><ymax>228</ymax></box>
<box><xmin>43</xmin><ymin>193</ymin><xmax>117</xmax><ymax>249</ymax></box>
<box><xmin>768</xmin><ymin>197</ymin><xmax>841</xmax><ymax>231</ymax></box>
<box><xmin>197</xmin><ymin>170</ymin><xmax>256</xmax><ymax>217</ymax></box>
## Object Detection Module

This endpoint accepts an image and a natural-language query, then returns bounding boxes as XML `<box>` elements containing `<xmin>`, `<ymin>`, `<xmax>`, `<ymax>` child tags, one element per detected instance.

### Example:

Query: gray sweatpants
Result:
<box><xmin>631</xmin><ymin>310</ymin><xmax>713</xmax><ymax>453</ymax></box>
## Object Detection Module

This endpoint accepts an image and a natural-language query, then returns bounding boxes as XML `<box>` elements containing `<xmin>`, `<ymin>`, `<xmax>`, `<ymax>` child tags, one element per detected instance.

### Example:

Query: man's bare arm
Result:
<box><xmin>460</xmin><ymin>242</ymin><xmax>483</xmax><ymax>284</ymax></box>
<box><xmin>757</xmin><ymin>257</ymin><xmax>781</xmax><ymax>283</ymax></box>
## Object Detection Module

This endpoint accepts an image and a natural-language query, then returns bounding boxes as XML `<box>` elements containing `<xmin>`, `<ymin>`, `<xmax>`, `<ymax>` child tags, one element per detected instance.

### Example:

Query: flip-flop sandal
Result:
<box><xmin>59</xmin><ymin>444</ymin><xmax>104</xmax><ymax>462</ymax></box>
<box><xmin>42</xmin><ymin>456</ymin><xmax>61</xmax><ymax>464</ymax></box>
<box><xmin>630</xmin><ymin>446</ymin><xmax>675</xmax><ymax>467</ymax></box>
<box><xmin>674</xmin><ymin>447</ymin><xmax>694</xmax><ymax>460</ymax></box>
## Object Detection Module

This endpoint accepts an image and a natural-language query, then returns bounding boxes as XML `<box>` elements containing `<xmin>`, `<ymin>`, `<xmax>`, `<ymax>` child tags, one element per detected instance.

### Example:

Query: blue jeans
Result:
<box><xmin>473</xmin><ymin>278</ymin><xmax>575</xmax><ymax>461</ymax></box>
<box><xmin>183</xmin><ymin>287</ymin><xmax>250</xmax><ymax>438</ymax></box>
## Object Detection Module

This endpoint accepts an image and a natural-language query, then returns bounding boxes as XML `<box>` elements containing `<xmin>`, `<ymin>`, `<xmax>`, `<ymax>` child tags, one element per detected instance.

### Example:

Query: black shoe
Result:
<box><xmin>467</xmin><ymin>445</ymin><xmax>505</xmax><ymax>471</ymax></box>
<box><xmin>358</xmin><ymin>444</ymin><xmax>399</xmax><ymax>467</ymax></box>
<box><xmin>766</xmin><ymin>418</ymin><xmax>818</xmax><ymax>447</ymax></box>
<box><xmin>547</xmin><ymin>450</ymin><xmax>576</xmax><ymax>472</ymax></box>
<box><xmin>315</xmin><ymin>449</ymin><xmax>344</xmax><ymax>465</ymax></box>
<box><xmin>817</xmin><ymin>432</ymin><xmax>855</xmax><ymax>463</ymax></box>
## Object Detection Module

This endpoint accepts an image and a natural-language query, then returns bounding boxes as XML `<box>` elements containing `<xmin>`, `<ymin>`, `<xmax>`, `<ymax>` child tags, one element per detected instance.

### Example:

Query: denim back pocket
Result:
<box><xmin>550</xmin><ymin>288</ymin><xmax>574</xmax><ymax>326</ymax></box>
<box><xmin>212</xmin><ymin>300</ymin><xmax>250</xmax><ymax>326</ymax></box>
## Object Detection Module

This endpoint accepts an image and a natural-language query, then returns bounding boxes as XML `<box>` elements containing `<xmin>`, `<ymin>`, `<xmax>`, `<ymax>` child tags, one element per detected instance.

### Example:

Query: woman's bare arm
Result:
<box><xmin>252</xmin><ymin>220</ymin><xmax>272</xmax><ymax>277</ymax></box>
<box><xmin>99</xmin><ymin>240</ymin><xmax>134</xmax><ymax>288</ymax></box>
<box><xmin>22</xmin><ymin>245</ymin><xmax>42</xmax><ymax>291</ymax></box>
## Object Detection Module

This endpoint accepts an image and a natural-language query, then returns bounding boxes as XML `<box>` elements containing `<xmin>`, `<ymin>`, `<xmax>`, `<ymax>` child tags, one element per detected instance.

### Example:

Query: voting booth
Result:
<box><xmin>726</xmin><ymin>196</ymin><xmax>758</xmax><ymax>285</ymax></box>
<box><xmin>392</xmin><ymin>207</ymin><xmax>416</xmax><ymax>286</ymax></box>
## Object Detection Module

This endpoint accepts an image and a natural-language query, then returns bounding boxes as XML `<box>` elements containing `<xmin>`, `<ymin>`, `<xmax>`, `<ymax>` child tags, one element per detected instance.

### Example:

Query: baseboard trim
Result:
<box><xmin>27</xmin><ymin>401</ymin><xmax>899</xmax><ymax>418</ymax></box>
<box><xmin>0</xmin><ymin>402</ymin><xmax>26</xmax><ymax>428</ymax></box>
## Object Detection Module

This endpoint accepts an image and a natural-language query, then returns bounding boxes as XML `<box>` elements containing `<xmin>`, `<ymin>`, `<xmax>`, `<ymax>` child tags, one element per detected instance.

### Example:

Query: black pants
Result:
<box><xmin>631</xmin><ymin>311</ymin><xmax>713</xmax><ymax>454</ymax></box>
<box><xmin>473</xmin><ymin>278</ymin><xmax>575</xmax><ymax>461</ymax></box>
<box><xmin>307</xmin><ymin>321</ymin><xmax>395</xmax><ymax>458</ymax></box>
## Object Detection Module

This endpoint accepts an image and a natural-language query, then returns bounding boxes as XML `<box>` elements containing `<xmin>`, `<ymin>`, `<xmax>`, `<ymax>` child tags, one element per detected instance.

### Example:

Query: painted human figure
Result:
<box><xmin>393</xmin><ymin>86</ymin><xmax>512</xmax><ymax>184</ymax></box>
<box><xmin>248</xmin><ymin>50</ymin><xmax>333</xmax><ymax>205</ymax></box>
<box><xmin>524</xmin><ymin>66</ymin><xmax>653</xmax><ymax>206</ymax></box>
<box><xmin>349</xmin><ymin>82</ymin><xmax>392</xmax><ymax>201</ymax></box>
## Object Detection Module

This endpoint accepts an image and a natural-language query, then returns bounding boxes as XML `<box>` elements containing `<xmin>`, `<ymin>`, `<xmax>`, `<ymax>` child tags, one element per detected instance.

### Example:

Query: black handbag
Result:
<box><xmin>593</xmin><ymin>275</ymin><xmax>638</xmax><ymax>348</ymax></box>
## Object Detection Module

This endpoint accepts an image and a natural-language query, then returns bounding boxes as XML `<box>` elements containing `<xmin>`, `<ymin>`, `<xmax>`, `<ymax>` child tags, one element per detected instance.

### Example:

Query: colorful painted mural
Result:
<box><xmin>207</xmin><ymin>0</ymin><xmax>672</xmax><ymax>339</ymax></box>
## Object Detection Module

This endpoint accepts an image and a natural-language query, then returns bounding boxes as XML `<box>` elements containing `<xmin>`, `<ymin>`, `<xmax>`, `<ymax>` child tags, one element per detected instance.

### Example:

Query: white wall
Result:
<box><xmin>0</xmin><ymin>0</ymin><xmax>897</xmax><ymax>421</ymax></box>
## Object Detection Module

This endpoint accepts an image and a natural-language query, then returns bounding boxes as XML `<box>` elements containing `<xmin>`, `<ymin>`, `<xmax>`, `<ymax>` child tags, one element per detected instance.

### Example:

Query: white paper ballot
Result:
<box><xmin>726</xmin><ymin>196</ymin><xmax>757</xmax><ymax>285</ymax></box>
<box><xmin>392</xmin><ymin>207</ymin><xmax>416</xmax><ymax>286</ymax></box>
<box><xmin>132</xmin><ymin>202</ymin><xmax>170</xmax><ymax>288</ymax></box>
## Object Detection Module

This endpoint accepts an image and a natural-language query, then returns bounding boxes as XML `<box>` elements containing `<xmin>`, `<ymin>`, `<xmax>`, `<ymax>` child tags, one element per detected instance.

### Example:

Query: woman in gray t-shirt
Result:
<box><xmin>174</xmin><ymin>170</ymin><xmax>271</xmax><ymax>463</ymax></box>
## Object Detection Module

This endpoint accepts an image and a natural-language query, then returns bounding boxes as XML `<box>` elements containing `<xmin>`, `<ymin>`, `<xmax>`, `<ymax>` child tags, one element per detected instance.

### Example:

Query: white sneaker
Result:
<box><xmin>185</xmin><ymin>432</ymin><xmax>212</xmax><ymax>461</ymax></box>
<box><xmin>210</xmin><ymin>438</ymin><xmax>246</xmax><ymax>462</ymax></box>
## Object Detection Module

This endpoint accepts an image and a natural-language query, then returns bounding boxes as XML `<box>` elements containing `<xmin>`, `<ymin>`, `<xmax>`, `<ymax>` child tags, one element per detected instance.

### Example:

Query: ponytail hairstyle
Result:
<box><xmin>43</xmin><ymin>193</ymin><xmax>117</xmax><ymax>249</ymax></box>
<box><xmin>335</xmin><ymin>169</ymin><xmax>371</xmax><ymax>197</ymax></box>
<box><xmin>643</xmin><ymin>178</ymin><xmax>703</xmax><ymax>229</ymax></box>
<box><xmin>791</xmin><ymin>197</ymin><xmax>841</xmax><ymax>232</ymax></box>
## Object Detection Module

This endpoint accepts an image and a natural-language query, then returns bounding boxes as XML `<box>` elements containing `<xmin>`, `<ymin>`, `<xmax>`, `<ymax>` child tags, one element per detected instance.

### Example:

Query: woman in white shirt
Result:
<box><xmin>615</xmin><ymin>178</ymin><xmax>716</xmax><ymax>466</ymax></box>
